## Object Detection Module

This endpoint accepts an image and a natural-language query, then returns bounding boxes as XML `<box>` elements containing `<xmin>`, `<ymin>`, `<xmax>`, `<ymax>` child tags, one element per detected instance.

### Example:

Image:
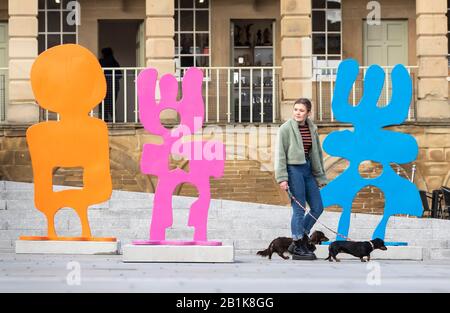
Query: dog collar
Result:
<box><xmin>368</xmin><ymin>241</ymin><xmax>375</xmax><ymax>250</ymax></box>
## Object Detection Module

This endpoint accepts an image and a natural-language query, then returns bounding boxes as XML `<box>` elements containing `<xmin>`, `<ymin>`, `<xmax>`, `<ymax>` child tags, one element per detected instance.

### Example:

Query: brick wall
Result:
<box><xmin>0</xmin><ymin>123</ymin><xmax>449</xmax><ymax>215</ymax></box>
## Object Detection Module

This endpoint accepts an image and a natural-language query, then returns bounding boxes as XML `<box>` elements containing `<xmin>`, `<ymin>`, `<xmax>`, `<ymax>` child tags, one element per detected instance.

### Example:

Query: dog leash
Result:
<box><xmin>286</xmin><ymin>186</ymin><xmax>354</xmax><ymax>242</ymax></box>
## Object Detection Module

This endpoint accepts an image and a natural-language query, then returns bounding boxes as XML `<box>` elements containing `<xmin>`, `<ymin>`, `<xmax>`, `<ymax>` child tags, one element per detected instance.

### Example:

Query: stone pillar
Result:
<box><xmin>416</xmin><ymin>0</ymin><xmax>449</xmax><ymax>120</ymax></box>
<box><xmin>7</xmin><ymin>0</ymin><xmax>39</xmax><ymax>124</ymax></box>
<box><xmin>145</xmin><ymin>0</ymin><xmax>175</xmax><ymax>75</ymax></box>
<box><xmin>145</xmin><ymin>0</ymin><xmax>175</xmax><ymax>121</ymax></box>
<box><xmin>280</xmin><ymin>0</ymin><xmax>312</xmax><ymax>121</ymax></box>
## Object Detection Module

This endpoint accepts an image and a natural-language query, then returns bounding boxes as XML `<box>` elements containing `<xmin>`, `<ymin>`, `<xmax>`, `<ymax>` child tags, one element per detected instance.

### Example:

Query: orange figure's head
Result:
<box><xmin>31</xmin><ymin>44</ymin><xmax>106</xmax><ymax>117</ymax></box>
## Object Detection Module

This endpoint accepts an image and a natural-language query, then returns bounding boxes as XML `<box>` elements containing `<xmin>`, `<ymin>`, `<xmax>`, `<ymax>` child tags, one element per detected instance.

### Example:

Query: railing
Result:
<box><xmin>313</xmin><ymin>66</ymin><xmax>419</xmax><ymax>123</ymax></box>
<box><xmin>0</xmin><ymin>68</ymin><xmax>7</xmax><ymax>122</ymax></box>
<box><xmin>41</xmin><ymin>66</ymin><xmax>282</xmax><ymax>124</ymax></box>
<box><xmin>179</xmin><ymin>67</ymin><xmax>281</xmax><ymax>124</ymax></box>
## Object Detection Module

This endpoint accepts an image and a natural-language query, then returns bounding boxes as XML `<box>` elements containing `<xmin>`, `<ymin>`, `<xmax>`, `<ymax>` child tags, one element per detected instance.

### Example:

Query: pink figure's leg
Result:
<box><xmin>150</xmin><ymin>179</ymin><xmax>175</xmax><ymax>241</ymax></box>
<box><xmin>188</xmin><ymin>183</ymin><xmax>210</xmax><ymax>242</ymax></box>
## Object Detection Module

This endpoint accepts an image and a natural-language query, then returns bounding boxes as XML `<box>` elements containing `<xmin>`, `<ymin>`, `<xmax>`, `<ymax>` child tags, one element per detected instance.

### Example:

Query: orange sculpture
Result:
<box><xmin>20</xmin><ymin>44</ymin><xmax>115</xmax><ymax>242</ymax></box>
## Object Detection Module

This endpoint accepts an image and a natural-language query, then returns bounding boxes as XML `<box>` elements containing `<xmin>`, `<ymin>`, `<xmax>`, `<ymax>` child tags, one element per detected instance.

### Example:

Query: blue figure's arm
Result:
<box><xmin>379</xmin><ymin>64</ymin><xmax>412</xmax><ymax>126</ymax></box>
<box><xmin>331</xmin><ymin>59</ymin><xmax>360</xmax><ymax>123</ymax></box>
<box><xmin>357</xmin><ymin>65</ymin><xmax>385</xmax><ymax>121</ymax></box>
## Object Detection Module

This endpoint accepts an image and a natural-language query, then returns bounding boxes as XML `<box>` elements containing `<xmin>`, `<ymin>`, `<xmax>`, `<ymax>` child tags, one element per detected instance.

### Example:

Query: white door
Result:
<box><xmin>363</xmin><ymin>20</ymin><xmax>408</xmax><ymax>66</ymax></box>
<box><xmin>0</xmin><ymin>23</ymin><xmax>8</xmax><ymax>121</ymax></box>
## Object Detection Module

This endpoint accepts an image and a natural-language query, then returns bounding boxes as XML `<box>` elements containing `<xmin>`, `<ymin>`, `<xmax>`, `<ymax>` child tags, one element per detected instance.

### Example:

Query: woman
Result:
<box><xmin>275</xmin><ymin>98</ymin><xmax>328</xmax><ymax>260</ymax></box>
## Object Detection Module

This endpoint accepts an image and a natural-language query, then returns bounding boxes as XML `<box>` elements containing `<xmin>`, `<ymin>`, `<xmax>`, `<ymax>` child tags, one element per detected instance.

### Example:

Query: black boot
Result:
<box><xmin>302</xmin><ymin>234</ymin><xmax>317</xmax><ymax>258</ymax></box>
<box><xmin>292</xmin><ymin>237</ymin><xmax>316</xmax><ymax>261</ymax></box>
<box><xmin>288</xmin><ymin>241</ymin><xmax>296</xmax><ymax>254</ymax></box>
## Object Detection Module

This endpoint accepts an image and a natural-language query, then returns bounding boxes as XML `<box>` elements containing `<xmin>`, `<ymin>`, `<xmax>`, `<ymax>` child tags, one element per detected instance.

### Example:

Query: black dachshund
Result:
<box><xmin>257</xmin><ymin>231</ymin><xmax>329</xmax><ymax>260</ymax></box>
<box><xmin>325</xmin><ymin>238</ymin><xmax>388</xmax><ymax>262</ymax></box>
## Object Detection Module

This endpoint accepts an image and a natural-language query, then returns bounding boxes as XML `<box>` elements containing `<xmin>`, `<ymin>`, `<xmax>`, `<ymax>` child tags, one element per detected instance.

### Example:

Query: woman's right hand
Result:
<box><xmin>279</xmin><ymin>181</ymin><xmax>288</xmax><ymax>191</ymax></box>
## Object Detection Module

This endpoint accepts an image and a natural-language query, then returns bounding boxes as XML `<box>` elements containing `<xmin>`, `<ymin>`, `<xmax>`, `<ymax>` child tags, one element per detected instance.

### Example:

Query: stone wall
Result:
<box><xmin>0</xmin><ymin>123</ymin><xmax>448</xmax><ymax>215</ymax></box>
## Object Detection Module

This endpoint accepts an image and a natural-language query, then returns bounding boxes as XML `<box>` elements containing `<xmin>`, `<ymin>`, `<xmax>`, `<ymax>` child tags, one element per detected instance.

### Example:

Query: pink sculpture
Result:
<box><xmin>133</xmin><ymin>67</ymin><xmax>225</xmax><ymax>246</ymax></box>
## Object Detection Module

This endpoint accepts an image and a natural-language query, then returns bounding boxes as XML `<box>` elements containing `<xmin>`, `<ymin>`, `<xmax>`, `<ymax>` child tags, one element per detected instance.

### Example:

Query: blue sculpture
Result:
<box><xmin>320</xmin><ymin>59</ymin><xmax>423</xmax><ymax>243</ymax></box>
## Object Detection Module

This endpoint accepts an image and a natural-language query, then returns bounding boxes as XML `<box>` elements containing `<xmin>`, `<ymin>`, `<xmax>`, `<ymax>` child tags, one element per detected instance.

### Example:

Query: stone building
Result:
<box><xmin>0</xmin><ymin>0</ymin><xmax>448</xmax><ymax>214</ymax></box>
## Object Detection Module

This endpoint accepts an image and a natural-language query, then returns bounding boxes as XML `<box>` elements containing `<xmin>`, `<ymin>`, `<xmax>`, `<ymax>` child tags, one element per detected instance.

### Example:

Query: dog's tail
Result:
<box><xmin>256</xmin><ymin>241</ymin><xmax>274</xmax><ymax>258</ymax></box>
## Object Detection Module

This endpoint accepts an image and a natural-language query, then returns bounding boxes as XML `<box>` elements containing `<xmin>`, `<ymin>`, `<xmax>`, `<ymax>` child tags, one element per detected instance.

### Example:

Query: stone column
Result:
<box><xmin>280</xmin><ymin>0</ymin><xmax>312</xmax><ymax>121</ymax></box>
<box><xmin>7</xmin><ymin>0</ymin><xmax>39</xmax><ymax>124</ymax></box>
<box><xmin>145</xmin><ymin>0</ymin><xmax>175</xmax><ymax>75</ymax></box>
<box><xmin>416</xmin><ymin>0</ymin><xmax>449</xmax><ymax>120</ymax></box>
<box><xmin>145</xmin><ymin>0</ymin><xmax>175</xmax><ymax>121</ymax></box>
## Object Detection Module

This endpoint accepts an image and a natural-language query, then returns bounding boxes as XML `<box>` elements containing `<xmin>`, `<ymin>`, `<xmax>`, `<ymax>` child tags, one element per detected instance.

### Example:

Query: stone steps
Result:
<box><xmin>2</xmin><ymin>181</ymin><xmax>450</xmax><ymax>260</ymax></box>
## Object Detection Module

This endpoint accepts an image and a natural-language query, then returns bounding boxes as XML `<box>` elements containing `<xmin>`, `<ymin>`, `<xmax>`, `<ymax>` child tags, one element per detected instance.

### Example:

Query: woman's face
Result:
<box><xmin>293</xmin><ymin>103</ymin><xmax>310</xmax><ymax>123</ymax></box>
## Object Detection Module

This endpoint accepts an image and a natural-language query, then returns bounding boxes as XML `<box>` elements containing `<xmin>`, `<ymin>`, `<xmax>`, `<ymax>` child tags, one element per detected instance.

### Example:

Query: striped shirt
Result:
<box><xmin>298</xmin><ymin>123</ymin><xmax>312</xmax><ymax>156</ymax></box>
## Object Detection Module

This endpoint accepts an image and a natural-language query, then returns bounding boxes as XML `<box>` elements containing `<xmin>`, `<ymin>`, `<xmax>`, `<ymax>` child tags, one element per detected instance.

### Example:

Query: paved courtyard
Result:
<box><xmin>1</xmin><ymin>251</ymin><xmax>450</xmax><ymax>293</ymax></box>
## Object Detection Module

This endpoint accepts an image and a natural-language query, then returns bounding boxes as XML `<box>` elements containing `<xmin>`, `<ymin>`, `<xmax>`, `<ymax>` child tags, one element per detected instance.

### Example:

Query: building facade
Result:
<box><xmin>0</xmin><ymin>0</ymin><xmax>449</xmax><ymax>213</ymax></box>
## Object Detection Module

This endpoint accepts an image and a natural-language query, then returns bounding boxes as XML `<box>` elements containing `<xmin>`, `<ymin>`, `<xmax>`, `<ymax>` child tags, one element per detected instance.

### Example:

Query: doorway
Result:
<box><xmin>98</xmin><ymin>20</ymin><xmax>144</xmax><ymax>123</ymax></box>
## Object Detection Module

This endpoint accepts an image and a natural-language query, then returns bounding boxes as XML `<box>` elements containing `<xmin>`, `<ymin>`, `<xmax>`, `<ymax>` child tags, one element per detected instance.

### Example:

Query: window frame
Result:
<box><xmin>311</xmin><ymin>0</ymin><xmax>342</xmax><ymax>79</ymax></box>
<box><xmin>175</xmin><ymin>0</ymin><xmax>211</xmax><ymax>73</ymax></box>
<box><xmin>38</xmin><ymin>0</ymin><xmax>79</xmax><ymax>54</ymax></box>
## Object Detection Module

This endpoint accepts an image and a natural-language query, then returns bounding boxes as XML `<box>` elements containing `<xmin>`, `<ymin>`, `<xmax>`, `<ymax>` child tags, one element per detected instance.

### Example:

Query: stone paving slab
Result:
<box><xmin>1</xmin><ymin>252</ymin><xmax>450</xmax><ymax>292</ymax></box>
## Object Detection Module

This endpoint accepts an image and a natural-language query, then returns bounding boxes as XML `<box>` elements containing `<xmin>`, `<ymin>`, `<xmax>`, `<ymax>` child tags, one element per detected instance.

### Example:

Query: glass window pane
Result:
<box><xmin>196</xmin><ymin>56</ymin><xmax>209</xmax><ymax>67</ymax></box>
<box><xmin>38</xmin><ymin>11</ymin><xmax>46</xmax><ymax>32</ymax></box>
<box><xmin>63</xmin><ymin>34</ymin><xmax>76</xmax><ymax>44</ymax></box>
<box><xmin>196</xmin><ymin>33</ymin><xmax>209</xmax><ymax>55</ymax></box>
<box><xmin>327</xmin><ymin>10</ymin><xmax>341</xmax><ymax>31</ymax></box>
<box><xmin>47</xmin><ymin>0</ymin><xmax>60</xmax><ymax>9</ymax></box>
<box><xmin>38</xmin><ymin>0</ymin><xmax>45</xmax><ymax>9</ymax></box>
<box><xmin>312</xmin><ymin>0</ymin><xmax>326</xmax><ymax>9</ymax></box>
<box><xmin>63</xmin><ymin>11</ymin><xmax>77</xmax><ymax>32</ymax></box>
<box><xmin>196</xmin><ymin>0</ymin><xmax>209</xmax><ymax>9</ymax></box>
<box><xmin>175</xmin><ymin>34</ymin><xmax>180</xmax><ymax>55</ymax></box>
<box><xmin>180</xmin><ymin>11</ymin><xmax>193</xmax><ymax>31</ymax></box>
<box><xmin>175</xmin><ymin>11</ymin><xmax>179</xmax><ymax>31</ymax></box>
<box><xmin>47</xmin><ymin>34</ymin><xmax>61</xmax><ymax>49</ymax></box>
<box><xmin>180</xmin><ymin>56</ymin><xmax>194</xmax><ymax>67</ymax></box>
<box><xmin>195</xmin><ymin>10</ymin><xmax>208</xmax><ymax>31</ymax></box>
<box><xmin>38</xmin><ymin>34</ymin><xmax>46</xmax><ymax>54</ymax></box>
<box><xmin>312</xmin><ymin>11</ymin><xmax>325</xmax><ymax>32</ymax></box>
<box><xmin>47</xmin><ymin>11</ymin><xmax>61</xmax><ymax>32</ymax></box>
<box><xmin>313</xmin><ymin>34</ymin><xmax>326</xmax><ymax>54</ymax></box>
<box><xmin>62</xmin><ymin>0</ymin><xmax>74</xmax><ymax>7</ymax></box>
<box><xmin>327</xmin><ymin>34</ymin><xmax>341</xmax><ymax>55</ymax></box>
<box><xmin>180</xmin><ymin>0</ymin><xmax>193</xmax><ymax>8</ymax></box>
<box><xmin>327</xmin><ymin>0</ymin><xmax>341</xmax><ymax>9</ymax></box>
<box><xmin>180</xmin><ymin>33</ymin><xmax>193</xmax><ymax>54</ymax></box>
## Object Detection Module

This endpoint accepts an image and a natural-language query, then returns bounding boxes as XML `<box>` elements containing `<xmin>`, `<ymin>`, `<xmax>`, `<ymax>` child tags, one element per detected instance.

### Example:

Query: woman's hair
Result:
<box><xmin>294</xmin><ymin>98</ymin><xmax>312</xmax><ymax>112</ymax></box>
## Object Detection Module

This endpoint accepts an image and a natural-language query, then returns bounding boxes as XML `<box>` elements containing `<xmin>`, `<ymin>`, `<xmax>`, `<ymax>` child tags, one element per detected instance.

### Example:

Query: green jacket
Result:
<box><xmin>275</xmin><ymin>118</ymin><xmax>328</xmax><ymax>185</ymax></box>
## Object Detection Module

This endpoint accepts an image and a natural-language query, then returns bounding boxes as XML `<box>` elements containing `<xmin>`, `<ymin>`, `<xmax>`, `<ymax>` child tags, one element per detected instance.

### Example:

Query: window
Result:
<box><xmin>312</xmin><ymin>0</ymin><xmax>342</xmax><ymax>76</ymax></box>
<box><xmin>38</xmin><ymin>0</ymin><xmax>78</xmax><ymax>54</ymax></box>
<box><xmin>175</xmin><ymin>0</ymin><xmax>210</xmax><ymax>70</ymax></box>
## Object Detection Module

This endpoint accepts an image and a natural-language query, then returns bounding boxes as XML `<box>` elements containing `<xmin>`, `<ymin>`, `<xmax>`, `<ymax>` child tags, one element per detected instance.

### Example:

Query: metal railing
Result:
<box><xmin>179</xmin><ymin>67</ymin><xmax>281</xmax><ymax>124</ymax></box>
<box><xmin>0</xmin><ymin>68</ymin><xmax>7</xmax><ymax>122</ymax></box>
<box><xmin>313</xmin><ymin>66</ymin><xmax>419</xmax><ymax>123</ymax></box>
<box><xmin>41</xmin><ymin>66</ymin><xmax>281</xmax><ymax>124</ymax></box>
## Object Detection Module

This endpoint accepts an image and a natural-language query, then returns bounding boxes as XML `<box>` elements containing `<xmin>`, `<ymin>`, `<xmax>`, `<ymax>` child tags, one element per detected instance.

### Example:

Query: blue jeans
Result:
<box><xmin>287</xmin><ymin>160</ymin><xmax>324</xmax><ymax>240</ymax></box>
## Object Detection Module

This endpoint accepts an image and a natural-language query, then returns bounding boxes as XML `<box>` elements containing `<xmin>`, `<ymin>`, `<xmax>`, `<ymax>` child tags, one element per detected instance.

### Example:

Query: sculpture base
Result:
<box><xmin>132</xmin><ymin>240</ymin><xmax>222</xmax><ymax>246</ymax></box>
<box><xmin>122</xmin><ymin>243</ymin><xmax>234</xmax><ymax>263</ymax></box>
<box><xmin>15</xmin><ymin>240</ymin><xmax>120</xmax><ymax>255</ymax></box>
